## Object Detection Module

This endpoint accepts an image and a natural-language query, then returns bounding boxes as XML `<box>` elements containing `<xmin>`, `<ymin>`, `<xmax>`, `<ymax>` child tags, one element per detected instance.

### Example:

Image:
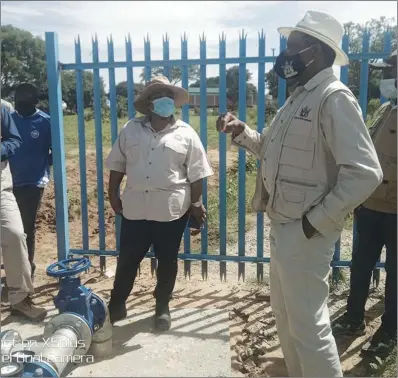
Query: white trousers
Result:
<box><xmin>270</xmin><ymin>220</ymin><xmax>343</xmax><ymax>377</ymax></box>
<box><xmin>1</xmin><ymin>188</ymin><xmax>34</xmax><ymax>305</ymax></box>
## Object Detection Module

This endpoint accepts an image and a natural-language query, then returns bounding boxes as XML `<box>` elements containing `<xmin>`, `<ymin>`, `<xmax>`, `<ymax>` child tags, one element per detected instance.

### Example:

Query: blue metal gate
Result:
<box><xmin>45</xmin><ymin>29</ymin><xmax>392</xmax><ymax>280</ymax></box>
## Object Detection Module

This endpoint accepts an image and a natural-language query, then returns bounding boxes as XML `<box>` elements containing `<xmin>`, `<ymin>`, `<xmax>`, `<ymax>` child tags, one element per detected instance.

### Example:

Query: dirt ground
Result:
<box><xmin>1</xmin><ymin>150</ymin><xmax>396</xmax><ymax>377</ymax></box>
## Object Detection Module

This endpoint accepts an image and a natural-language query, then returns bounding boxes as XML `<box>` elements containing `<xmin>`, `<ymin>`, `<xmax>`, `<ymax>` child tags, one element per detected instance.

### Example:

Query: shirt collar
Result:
<box><xmin>142</xmin><ymin>115</ymin><xmax>181</xmax><ymax>132</ymax></box>
<box><xmin>303</xmin><ymin>67</ymin><xmax>335</xmax><ymax>91</ymax></box>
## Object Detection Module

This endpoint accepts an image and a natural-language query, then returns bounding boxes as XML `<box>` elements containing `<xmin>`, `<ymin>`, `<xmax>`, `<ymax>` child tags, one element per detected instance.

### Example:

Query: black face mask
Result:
<box><xmin>15</xmin><ymin>101</ymin><xmax>37</xmax><ymax>117</ymax></box>
<box><xmin>273</xmin><ymin>45</ymin><xmax>316</xmax><ymax>80</ymax></box>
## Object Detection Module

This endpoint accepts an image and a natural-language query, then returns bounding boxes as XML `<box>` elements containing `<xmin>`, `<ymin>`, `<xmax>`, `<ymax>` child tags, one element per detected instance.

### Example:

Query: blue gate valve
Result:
<box><xmin>46</xmin><ymin>258</ymin><xmax>106</xmax><ymax>333</ymax></box>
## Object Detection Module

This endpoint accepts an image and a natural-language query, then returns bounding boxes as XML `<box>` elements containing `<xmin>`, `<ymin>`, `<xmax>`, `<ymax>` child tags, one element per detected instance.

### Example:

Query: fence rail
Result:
<box><xmin>45</xmin><ymin>30</ymin><xmax>393</xmax><ymax>281</ymax></box>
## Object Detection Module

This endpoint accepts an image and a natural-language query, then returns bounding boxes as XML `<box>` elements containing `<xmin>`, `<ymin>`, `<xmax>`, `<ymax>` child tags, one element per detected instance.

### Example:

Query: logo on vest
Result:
<box><xmin>300</xmin><ymin>106</ymin><xmax>311</xmax><ymax>118</ymax></box>
<box><xmin>294</xmin><ymin>106</ymin><xmax>312</xmax><ymax>123</ymax></box>
<box><xmin>31</xmin><ymin>129</ymin><xmax>40</xmax><ymax>139</ymax></box>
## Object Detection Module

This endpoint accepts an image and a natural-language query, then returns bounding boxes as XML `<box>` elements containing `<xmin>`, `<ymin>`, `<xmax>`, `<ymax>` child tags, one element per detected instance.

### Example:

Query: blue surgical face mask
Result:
<box><xmin>151</xmin><ymin>97</ymin><xmax>175</xmax><ymax>117</ymax></box>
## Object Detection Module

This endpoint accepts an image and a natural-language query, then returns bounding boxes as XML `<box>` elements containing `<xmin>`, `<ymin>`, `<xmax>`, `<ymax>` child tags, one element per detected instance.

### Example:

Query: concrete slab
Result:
<box><xmin>2</xmin><ymin>307</ymin><xmax>231</xmax><ymax>377</ymax></box>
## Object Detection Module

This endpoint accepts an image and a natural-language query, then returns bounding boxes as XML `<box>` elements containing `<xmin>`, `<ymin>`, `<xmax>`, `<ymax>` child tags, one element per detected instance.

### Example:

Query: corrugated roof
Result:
<box><xmin>188</xmin><ymin>87</ymin><xmax>219</xmax><ymax>94</ymax></box>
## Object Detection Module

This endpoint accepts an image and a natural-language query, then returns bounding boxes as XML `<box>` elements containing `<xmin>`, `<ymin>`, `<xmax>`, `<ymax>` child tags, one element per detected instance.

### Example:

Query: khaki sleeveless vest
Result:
<box><xmin>363</xmin><ymin>103</ymin><xmax>397</xmax><ymax>214</ymax></box>
<box><xmin>252</xmin><ymin>75</ymin><xmax>353</xmax><ymax>231</ymax></box>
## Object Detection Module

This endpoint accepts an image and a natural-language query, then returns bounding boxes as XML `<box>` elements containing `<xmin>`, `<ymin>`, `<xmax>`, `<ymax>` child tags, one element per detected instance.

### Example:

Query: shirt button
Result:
<box><xmin>147</xmin><ymin>176</ymin><xmax>149</xmax><ymax>179</ymax></box>
<box><xmin>151</xmin><ymin>148</ymin><xmax>154</xmax><ymax>151</ymax></box>
<box><xmin>145</xmin><ymin>190</ymin><xmax>148</xmax><ymax>193</ymax></box>
<box><xmin>290</xmin><ymin>101</ymin><xmax>293</xmax><ymax>104</ymax></box>
<box><xmin>149</xmin><ymin>162</ymin><xmax>152</xmax><ymax>165</ymax></box>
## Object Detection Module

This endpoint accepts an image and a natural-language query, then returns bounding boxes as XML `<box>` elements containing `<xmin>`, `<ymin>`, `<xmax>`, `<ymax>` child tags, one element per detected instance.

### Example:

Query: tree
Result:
<box><xmin>61</xmin><ymin>71</ymin><xmax>106</xmax><ymax>110</ymax></box>
<box><xmin>1</xmin><ymin>25</ymin><xmax>107</xmax><ymax>110</ymax></box>
<box><xmin>115</xmin><ymin>81</ymin><xmax>144</xmax><ymax>98</ymax></box>
<box><xmin>344</xmin><ymin>17</ymin><xmax>397</xmax><ymax>99</ymax></box>
<box><xmin>264</xmin><ymin>17</ymin><xmax>397</xmax><ymax>104</ymax></box>
<box><xmin>139</xmin><ymin>66</ymin><xmax>200</xmax><ymax>85</ymax></box>
<box><xmin>1</xmin><ymin>25</ymin><xmax>47</xmax><ymax>97</ymax></box>
<box><xmin>265</xmin><ymin>69</ymin><xmax>278</xmax><ymax>99</ymax></box>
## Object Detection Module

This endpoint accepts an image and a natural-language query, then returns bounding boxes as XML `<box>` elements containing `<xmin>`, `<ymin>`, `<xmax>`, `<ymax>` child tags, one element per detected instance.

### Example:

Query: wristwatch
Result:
<box><xmin>191</xmin><ymin>201</ymin><xmax>202</xmax><ymax>207</ymax></box>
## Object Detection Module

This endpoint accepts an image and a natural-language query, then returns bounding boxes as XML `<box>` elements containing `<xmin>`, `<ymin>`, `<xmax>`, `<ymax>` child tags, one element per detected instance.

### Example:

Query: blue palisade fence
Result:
<box><xmin>45</xmin><ymin>29</ymin><xmax>392</xmax><ymax>282</ymax></box>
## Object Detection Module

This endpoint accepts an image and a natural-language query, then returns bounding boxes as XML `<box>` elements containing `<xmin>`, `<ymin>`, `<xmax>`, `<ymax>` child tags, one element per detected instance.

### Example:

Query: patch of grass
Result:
<box><xmin>204</xmin><ymin>155</ymin><xmax>258</xmax><ymax>251</ymax></box>
<box><xmin>63</xmin><ymin>111</ymin><xmax>225</xmax><ymax>151</ymax></box>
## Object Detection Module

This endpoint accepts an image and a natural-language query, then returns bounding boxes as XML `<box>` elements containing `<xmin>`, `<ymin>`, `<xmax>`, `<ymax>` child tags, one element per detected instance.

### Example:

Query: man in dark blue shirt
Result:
<box><xmin>8</xmin><ymin>83</ymin><xmax>53</xmax><ymax>280</ymax></box>
<box><xmin>1</xmin><ymin>102</ymin><xmax>47</xmax><ymax>320</ymax></box>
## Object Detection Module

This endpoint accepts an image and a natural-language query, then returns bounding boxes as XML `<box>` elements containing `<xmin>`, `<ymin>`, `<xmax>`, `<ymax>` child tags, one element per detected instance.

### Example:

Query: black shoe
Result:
<box><xmin>332</xmin><ymin>312</ymin><xmax>366</xmax><ymax>336</ymax></box>
<box><xmin>361</xmin><ymin>327</ymin><xmax>397</xmax><ymax>358</ymax></box>
<box><xmin>155</xmin><ymin>304</ymin><xmax>171</xmax><ymax>331</ymax></box>
<box><xmin>108</xmin><ymin>302</ymin><xmax>127</xmax><ymax>325</ymax></box>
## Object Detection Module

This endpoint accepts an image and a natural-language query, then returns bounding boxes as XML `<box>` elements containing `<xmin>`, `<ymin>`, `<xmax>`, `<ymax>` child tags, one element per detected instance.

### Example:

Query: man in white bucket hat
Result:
<box><xmin>216</xmin><ymin>10</ymin><xmax>383</xmax><ymax>377</ymax></box>
<box><xmin>106</xmin><ymin>76</ymin><xmax>213</xmax><ymax>330</ymax></box>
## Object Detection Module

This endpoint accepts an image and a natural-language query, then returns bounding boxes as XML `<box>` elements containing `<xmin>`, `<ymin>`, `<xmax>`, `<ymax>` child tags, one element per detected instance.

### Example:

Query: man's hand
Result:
<box><xmin>190</xmin><ymin>204</ymin><xmax>206</xmax><ymax>225</ymax></box>
<box><xmin>216</xmin><ymin>112</ymin><xmax>246</xmax><ymax>135</ymax></box>
<box><xmin>189</xmin><ymin>204</ymin><xmax>206</xmax><ymax>236</ymax></box>
<box><xmin>302</xmin><ymin>215</ymin><xmax>318</xmax><ymax>239</ymax></box>
<box><xmin>110</xmin><ymin>194</ymin><xmax>123</xmax><ymax>215</ymax></box>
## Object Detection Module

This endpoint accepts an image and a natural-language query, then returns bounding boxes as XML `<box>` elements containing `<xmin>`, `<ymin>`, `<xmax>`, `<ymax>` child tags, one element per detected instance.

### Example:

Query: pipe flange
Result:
<box><xmin>0</xmin><ymin>330</ymin><xmax>22</xmax><ymax>356</ymax></box>
<box><xmin>0</xmin><ymin>361</ymin><xmax>24</xmax><ymax>377</ymax></box>
<box><xmin>44</xmin><ymin>313</ymin><xmax>92</xmax><ymax>355</ymax></box>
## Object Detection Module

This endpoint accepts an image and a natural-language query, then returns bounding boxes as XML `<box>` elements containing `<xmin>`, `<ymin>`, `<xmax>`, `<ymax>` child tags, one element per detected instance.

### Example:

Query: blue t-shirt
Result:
<box><xmin>9</xmin><ymin>110</ymin><xmax>52</xmax><ymax>187</ymax></box>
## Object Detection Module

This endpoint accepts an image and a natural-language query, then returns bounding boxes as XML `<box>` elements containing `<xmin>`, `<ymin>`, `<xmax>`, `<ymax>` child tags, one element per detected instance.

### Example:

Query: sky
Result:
<box><xmin>1</xmin><ymin>0</ymin><xmax>397</xmax><ymax>92</ymax></box>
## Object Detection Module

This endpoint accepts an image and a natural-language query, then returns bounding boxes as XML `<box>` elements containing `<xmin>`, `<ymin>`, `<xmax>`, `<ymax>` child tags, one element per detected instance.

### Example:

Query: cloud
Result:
<box><xmin>1</xmin><ymin>1</ymin><xmax>397</xmax><ymax>90</ymax></box>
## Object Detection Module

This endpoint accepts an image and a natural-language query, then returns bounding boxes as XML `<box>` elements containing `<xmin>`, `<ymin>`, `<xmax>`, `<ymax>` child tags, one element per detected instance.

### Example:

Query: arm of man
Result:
<box><xmin>216</xmin><ymin>112</ymin><xmax>272</xmax><ymax>159</ymax></box>
<box><xmin>305</xmin><ymin>91</ymin><xmax>383</xmax><ymax>237</ymax></box>
<box><xmin>186</xmin><ymin>131</ymin><xmax>214</xmax><ymax>224</ymax></box>
<box><xmin>1</xmin><ymin>107</ymin><xmax>22</xmax><ymax>161</ymax></box>
<box><xmin>106</xmin><ymin>128</ymin><xmax>127</xmax><ymax>214</ymax></box>
<box><xmin>232</xmin><ymin>125</ymin><xmax>271</xmax><ymax>159</ymax></box>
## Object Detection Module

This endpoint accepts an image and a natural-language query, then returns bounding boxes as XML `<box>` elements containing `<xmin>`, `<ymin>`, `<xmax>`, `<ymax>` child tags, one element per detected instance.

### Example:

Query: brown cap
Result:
<box><xmin>134</xmin><ymin>75</ymin><xmax>189</xmax><ymax>115</ymax></box>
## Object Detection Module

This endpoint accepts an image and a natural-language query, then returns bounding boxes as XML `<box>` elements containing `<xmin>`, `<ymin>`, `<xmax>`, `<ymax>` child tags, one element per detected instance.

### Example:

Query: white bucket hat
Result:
<box><xmin>278</xmin><ymin>10</ymin><xmax>349</xmax><ymax>66</ymax></box>
<box><xmin>369</xmin><ymin>50</ymin><xmax>397</xmax><ymax>69</ymax></box>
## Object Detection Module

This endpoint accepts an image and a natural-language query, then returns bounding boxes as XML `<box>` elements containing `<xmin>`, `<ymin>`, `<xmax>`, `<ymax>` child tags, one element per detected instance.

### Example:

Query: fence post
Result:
<box><xmin>199</xmin><ymin>33</ymin><xmax>208</xmax><ymax>280</ymax></box>
<box><xmin>256</xmin><ymin>30</ymin><xmax>266</xmax><ymax>283</ymax></box>
<box><xmin>238</xmin><ymin>30</ymin><xmax>247</xmax><ymax>281</ymax></box>
<box><xmin>277</xmin><ymin>37</ymin><xmax>287</xmax><ymax>107</ymax></box>
<box><xmin>181</xmin><ymin>33</ymin><xmax>192</xmax><ymax>279</ymax></box>
<box><xmin>218</xmin><ymin>32</ymin><xmax>227</xmax><ymax>282</ymax></box>
<box><xmin>45</xmin><ymin>32</ymin><xmax>70</xmax><ymax>261</ymax></box>
<box><xmin>332</xmin><ymin>33</ymin><xmax>350</xmax><ymax>283</ymax></box>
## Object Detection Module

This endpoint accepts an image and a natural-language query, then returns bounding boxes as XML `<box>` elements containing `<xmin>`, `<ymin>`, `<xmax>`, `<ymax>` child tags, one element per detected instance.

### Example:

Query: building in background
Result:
<box><xmin>188</xmin><ymin>87</ymin><xmax>255</xmax><ymax>108</ymax></box>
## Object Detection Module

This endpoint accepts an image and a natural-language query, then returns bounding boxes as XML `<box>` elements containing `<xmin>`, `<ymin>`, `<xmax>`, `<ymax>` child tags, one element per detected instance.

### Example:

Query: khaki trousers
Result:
<box><xmin>1</xmin><ymin>164</ymin><xmax>34</xmax><ymax>305</ymax></box>
<box><xmin>270</xmin><ymin>220</ymin><xmax>343</xmax><ymax>377</ymax></box>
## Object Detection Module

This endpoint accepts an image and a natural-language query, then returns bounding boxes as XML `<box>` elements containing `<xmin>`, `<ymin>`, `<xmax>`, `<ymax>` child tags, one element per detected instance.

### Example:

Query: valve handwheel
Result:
<box><xmin>47</xmin><ymin>257</ymin><xmax>91</xmax><ymax>278</ymax></box>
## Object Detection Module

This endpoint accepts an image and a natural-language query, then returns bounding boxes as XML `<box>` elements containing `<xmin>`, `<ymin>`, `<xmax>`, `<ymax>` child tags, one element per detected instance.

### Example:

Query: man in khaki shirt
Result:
<box><xmin>106</xmin><ymin>76</ymin><xmax>213</xmax><ymax>330</ymax></box>
<box><xmin>217</xmin><ymin>11</ymin><xmax>382</xmax><ymax>377</ymax></box>
<box><xmin>333</xmin><ymin>50</ymin><xmax>397</xmax><ymax>358</ymax></box>
<box><xmin>1</xmin><ymin>102</ymin><xmax>47</xmax><ymax>321</ymax></box>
